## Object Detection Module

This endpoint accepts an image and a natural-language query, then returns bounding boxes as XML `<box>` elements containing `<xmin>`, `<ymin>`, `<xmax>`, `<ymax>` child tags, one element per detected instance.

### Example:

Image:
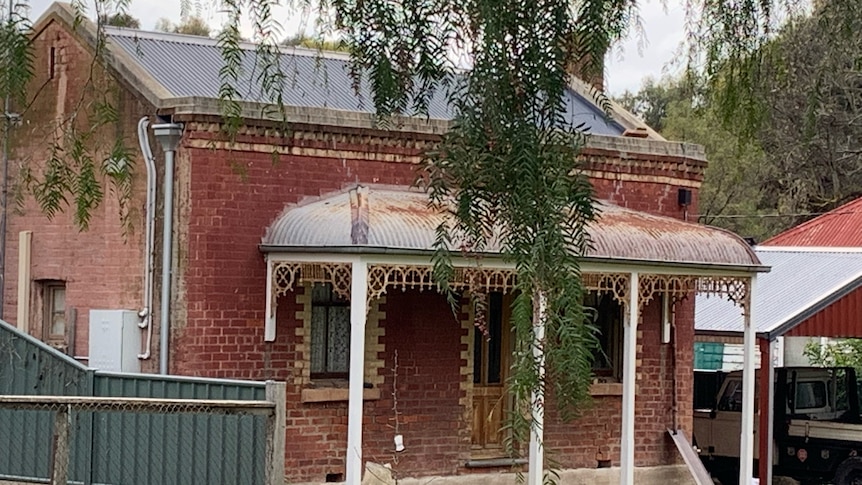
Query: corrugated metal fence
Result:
<box><xmin>0</xmin><ymin>319</ymin><xmax>275</xmax><ymax>485</ymax></box>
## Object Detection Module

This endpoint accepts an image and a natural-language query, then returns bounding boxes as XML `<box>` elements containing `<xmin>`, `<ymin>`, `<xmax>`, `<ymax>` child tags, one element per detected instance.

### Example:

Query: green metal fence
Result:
<box><xmin>0</xmin><ymin>319</ymin><xmax>276</xmax><ymax>485</ymax></box>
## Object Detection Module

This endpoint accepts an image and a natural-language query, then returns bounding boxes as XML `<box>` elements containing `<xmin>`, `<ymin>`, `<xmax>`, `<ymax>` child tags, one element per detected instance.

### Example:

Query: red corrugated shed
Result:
<box><xmin>784</xmin><ymin>285</ymin><xmax>862</xmax><ymax>338</ymax></box>
<box><xmin>763</xmin><ymin>197</ymin><xmax>862</xmax><ymax>246</ymax></box>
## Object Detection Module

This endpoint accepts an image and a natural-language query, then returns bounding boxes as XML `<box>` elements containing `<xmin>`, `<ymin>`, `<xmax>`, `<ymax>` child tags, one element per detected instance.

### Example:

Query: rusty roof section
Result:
<box><xmin>261</xmin><ymin>187</ymin><xmax>761</xmax><ymax>269</ymax></box>
<box><xmin>762</xmin><ymin>197</ymin><xmax>862</xmax><ymax>247</ymax></box>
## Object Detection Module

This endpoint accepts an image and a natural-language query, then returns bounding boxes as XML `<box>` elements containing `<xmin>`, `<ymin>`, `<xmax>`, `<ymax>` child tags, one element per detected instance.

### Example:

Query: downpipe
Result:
<box><xmin>136</xmin><ymin>117</ymin><xmax>157</xmax><ymax>360</ymax></box>
<box><xmin>152</xmin><ymin>122</ymin><xmax>183</xmax><ymax>375</ymax></box>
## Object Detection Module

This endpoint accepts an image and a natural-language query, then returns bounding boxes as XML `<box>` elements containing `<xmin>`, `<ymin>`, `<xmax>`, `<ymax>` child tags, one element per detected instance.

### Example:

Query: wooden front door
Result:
<box><xmin>471</xmin><ymin>292</ymin><xmax>511</xmax><ymax>457</ymax></box>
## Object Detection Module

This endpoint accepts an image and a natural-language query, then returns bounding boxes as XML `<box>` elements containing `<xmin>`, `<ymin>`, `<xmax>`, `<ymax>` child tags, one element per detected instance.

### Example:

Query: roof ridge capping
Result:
<box><xmin>756</xmin><ymin>246</ymin><xmax>862</xmax><ymax>253</ymax></box>
<box><xmin>103</xmin><ymin>24</ymin><xmax>354</xmax><ymax>62</ymax></box>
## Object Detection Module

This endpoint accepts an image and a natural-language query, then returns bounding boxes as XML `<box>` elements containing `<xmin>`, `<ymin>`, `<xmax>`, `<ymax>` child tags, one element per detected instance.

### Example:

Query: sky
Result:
<box><xmin>26</xmin><ymin>0</ymin><xmax>688</xmax><ymax>96</ymax></box>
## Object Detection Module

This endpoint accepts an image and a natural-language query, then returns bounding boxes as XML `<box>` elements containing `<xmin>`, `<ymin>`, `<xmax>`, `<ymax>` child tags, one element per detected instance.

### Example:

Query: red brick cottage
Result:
<box><xmin>7</xmin><ymin>3</ymin><xmax>765</xmax><ymax>484</ymax></box>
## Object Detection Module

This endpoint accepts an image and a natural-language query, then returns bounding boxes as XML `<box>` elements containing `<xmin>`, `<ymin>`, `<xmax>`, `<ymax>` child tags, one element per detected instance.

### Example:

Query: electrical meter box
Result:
<box><xmin>88</xmin><ymin>310</ymin><xmax>141</xmax><ymax>373</ymax></box>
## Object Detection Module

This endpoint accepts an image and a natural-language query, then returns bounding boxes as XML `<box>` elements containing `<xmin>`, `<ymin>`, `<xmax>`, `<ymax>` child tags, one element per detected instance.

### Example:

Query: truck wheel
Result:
<box><xmin>835</xmin><ymin>456</ymin><xmax>862</xmax><ymax>485</ymax></box>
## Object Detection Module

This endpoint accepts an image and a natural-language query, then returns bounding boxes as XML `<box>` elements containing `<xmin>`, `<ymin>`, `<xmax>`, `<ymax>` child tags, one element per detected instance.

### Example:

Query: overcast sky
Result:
<box><xmin>28</xmin><ymin>0</ymin><xmax>687</xmax><ymax>95</ymax></box>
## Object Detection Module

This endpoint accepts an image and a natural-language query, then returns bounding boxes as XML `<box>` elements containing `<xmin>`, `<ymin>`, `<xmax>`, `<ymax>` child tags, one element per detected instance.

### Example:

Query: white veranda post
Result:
<box><xmin>528</xmin><ymin>291</ymin><xmax>548</xmax><ymax>485</ymax></box>
<box><xmin>739</xmin><ymin>275</ymin><xmax>757</xmax><ymax>485</ymax></box>
<box><xmin>346</xmin><ymin>259</ymin><xmax>368</xmax><ymax>485</ymax></box>
<box><xmin>620</xmin><ymin>272</ymin><xmax>639</xmax><ymax>485</ymax></box>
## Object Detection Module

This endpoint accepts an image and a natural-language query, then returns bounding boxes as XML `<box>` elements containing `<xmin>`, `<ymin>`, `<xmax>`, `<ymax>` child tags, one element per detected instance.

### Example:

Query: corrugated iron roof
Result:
<box><xmin>104</xmin><ymin>28</ymin><xmax>626</xmax><ymax>136</ymax></box>
<box><xmin>261</xmin><ymin>187</ymin><xmax>761</xmax><ymax>269</ymax></box>
<box><xmin>695</xmin><ymin>247</ymin><xmax>862</xmax><ymax>337</ymax></box>
<box><xmin>762</xmin><ymin>197</ymin><xmax>862</xmax><ymax>247</ymax></box>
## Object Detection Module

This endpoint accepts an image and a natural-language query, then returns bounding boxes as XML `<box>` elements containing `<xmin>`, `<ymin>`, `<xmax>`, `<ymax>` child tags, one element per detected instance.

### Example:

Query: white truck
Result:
<box><xmin>694</xmin><ymin>367</ymin><xmax>862</xmax><ymax>485</ymax></box>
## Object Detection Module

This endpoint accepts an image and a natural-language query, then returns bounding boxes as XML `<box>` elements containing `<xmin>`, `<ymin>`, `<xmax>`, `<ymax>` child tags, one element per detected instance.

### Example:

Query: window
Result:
<box><xmin>795</xmin><ymin>381</ymin><xmax>828</xmax><ymax>410</ymax></box>
<box><xmin>586</xmin><ymin>292</ymin><xmax>623</xmax><ymax>381</ymax></box>
<box><xmin>473</xmin><ymin>292</ymin><xmax>504</xmax><ymax>385</ymax></box>
<box><xmin>310</xmin><ymin>284</ymin><xmax>350</xmax><ymax>378</ymax></box>
<box><xmin>42</xmin><ymin>281</ymin><xmax>66</xmax><ymax>345</ymax></box>
<box><xmin>718</xmin><ymin>379</ymin><xmax>743</xmax><ymax>412</ymax></box>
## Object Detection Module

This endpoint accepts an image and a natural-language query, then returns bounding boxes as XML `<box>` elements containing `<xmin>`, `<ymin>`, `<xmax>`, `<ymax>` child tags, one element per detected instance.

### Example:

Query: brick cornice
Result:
<box><xmin>184</xmin><ymin>121</ymin><xmax>707</xmax><ymax>183</ymax></box>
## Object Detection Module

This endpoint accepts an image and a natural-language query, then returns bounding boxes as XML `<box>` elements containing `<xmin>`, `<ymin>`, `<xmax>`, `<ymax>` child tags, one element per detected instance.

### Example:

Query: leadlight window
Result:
<box><xmin>310</xmin><ymin>283</ymin><xmax>350</xmax><ymax>378</ymax></box>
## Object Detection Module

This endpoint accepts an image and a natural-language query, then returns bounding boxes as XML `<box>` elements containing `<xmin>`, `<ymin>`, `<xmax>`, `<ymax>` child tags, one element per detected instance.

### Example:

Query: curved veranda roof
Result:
<box><xmin>260</xmin><ymin>187</ymin><xmax>762</xmax><ymax>270</ymax></box>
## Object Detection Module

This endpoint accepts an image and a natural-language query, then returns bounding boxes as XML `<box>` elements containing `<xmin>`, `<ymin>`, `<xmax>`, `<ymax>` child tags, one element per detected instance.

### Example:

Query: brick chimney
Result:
<box><xmin>566</xmin><ymin>37</ymin><xmax>606</xmax><ymax>91</ymax></box>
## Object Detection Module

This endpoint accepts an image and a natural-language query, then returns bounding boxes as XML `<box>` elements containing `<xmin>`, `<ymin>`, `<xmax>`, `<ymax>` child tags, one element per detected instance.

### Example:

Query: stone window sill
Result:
<box><xmin>590</xmin><ymin>382</ymin><xmax>623</xmax><ymax>396</ymax></box>
<box><xmin>301</xmin><ymin>387</ymin><xmax>381</xmax><ymax>403</ymax></box>
<box><xmin>465</xmin><ymin>458</ymin><xmax>528</xmax><ymax>468</ymax></box>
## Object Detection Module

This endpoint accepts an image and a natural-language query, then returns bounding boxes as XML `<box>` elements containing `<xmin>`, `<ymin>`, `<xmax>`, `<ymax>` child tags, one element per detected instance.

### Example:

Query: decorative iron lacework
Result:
<box><xmin>639</xmin><ymin>274</ymin><xmax>750</xmax><ymax>310</ymax></box>
<box><xmin>272</xmin><ymin>262</ymin><xmax>352</xmax><ymax>300</ymax></box>
<box><xmin>366</xmin><ymin>265</ymin><xmax>519</xmax><ymax>301</ymax></box>
<box><xmin>270</xmin><ymin>261</ymin><xmax>750</xmax><ymax>310</ymax></box>
<box><xmin>582</xmin><ymin>273</ymin><xmax>630</xmax><ymax>305</ymax></box>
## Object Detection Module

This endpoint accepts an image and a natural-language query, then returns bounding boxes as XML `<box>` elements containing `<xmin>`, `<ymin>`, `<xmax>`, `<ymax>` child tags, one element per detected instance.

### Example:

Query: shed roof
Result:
<box><xmin>762</xmin><ymin>197</ymin><xmax>862</xmax><ymax>247</ymax></box>
<box><xmin>695</xmin><ymin>247</ymin><xmax>862</xmax><ymax>338</ymax></box>
<box><xmin>261</xmin><ymin>187</ymin><xmax>762</xmax><ymax>270</ymax></box>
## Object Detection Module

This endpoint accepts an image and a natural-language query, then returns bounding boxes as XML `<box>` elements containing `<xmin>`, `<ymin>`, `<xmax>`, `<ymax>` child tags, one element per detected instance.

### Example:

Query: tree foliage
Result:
<box><xmin>280</xmin><ymin>33</ymin><xmax>348</xmax><ymax>52</ymax></box>
<box><xmin>617</xmin><ymin>77</ymin><xmax>776</xmax><ymax>241</ymax></box>
<box><xmin>99</xmin><ymin>12</ymin><xmax>140</xmax><ymax>28</ymax></box>
<box><xmin>753</xmin><ymin>2</ymin><xmax>862</xmax><ymax>221</ymax></box>
<box><xmin>619</xmin><ymin>2</ymin><xmax>862</xmax><ymax>241</ymax></box>
<box><xmin>804</xmin><ymin>339</ymin><xmax>862</xmax><ymax>377</ymax></box>
<box><xmin>155</xmin><ymin>16</ymin><xmax>211</xmax><ymax>37</ymax></box>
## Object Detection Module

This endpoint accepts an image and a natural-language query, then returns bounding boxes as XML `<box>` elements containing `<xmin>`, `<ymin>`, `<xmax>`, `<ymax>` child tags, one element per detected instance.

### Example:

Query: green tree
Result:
<box><xmin>281</xmin><ymin>33</ymin><xmax>348</xmax><ymax>52</ymax></box>
<box><xmin>620</xmin><ymin>1</ymin><xmax>862</xmax><ymax>241</ymax></box>
<box><xmin>617</xmin><ymin>77</ymin><xmax>775</xmax><ymax>240</ymax></box>
<box><xmin>804</xmin><ymin>339</ymin><xmax>862</xmax><ymax>377</ymax></box>
<box><xmin>99</xmin><ymin>12</ymin><xmax>141</xmax><ymax>29</ymax></box>
<box><xmin>154</xmin><ymin>16</ymin><xmax>211</xmax><ymax>37</ymax></box>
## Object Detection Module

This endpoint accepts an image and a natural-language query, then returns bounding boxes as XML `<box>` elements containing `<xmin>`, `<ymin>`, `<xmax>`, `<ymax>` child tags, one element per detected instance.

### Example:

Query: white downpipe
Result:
<box><xmin>346</xmin><ymin>258</ymin><xmax>368</xmax><ymax>485</ymax></box>
<box><xmin>528</xmin><ymin>291</ymin><xmax>547</xmax><ymax>485</ymax></box>
<box><xmin>621</xmin><ymin>272</ymin><xmax>639</xmax><ymax>485</ymax></box>
<box><xmin>739</xmin><ymin>275</ymin><xmax>758</xmax><ymax>485</ymax></box>
<box><xmin>136</xmin><ymin>117</ymin><xmax>157</xmax><ymax>360</ymax></box>
<box><xmin>153</xmin><ymin>123</ymin><xmax>183</xmax><ymax>375</ymax></box>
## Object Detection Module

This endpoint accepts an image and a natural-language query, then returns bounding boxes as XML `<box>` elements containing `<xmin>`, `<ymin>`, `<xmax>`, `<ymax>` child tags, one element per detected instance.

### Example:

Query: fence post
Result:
<box><xmin>265</xmin><ymin>381</ymin><xmax>286</xmax><ymax>485</ymax></box>
<box><xmin>84</xmin><ymin>369</ymin><xmax>96</xmax><ymax>485</ymax></box>
<box><xmin>52</xmin><ymin>405</ymin><xmax>71</xmax><ymax>485</ymax></box>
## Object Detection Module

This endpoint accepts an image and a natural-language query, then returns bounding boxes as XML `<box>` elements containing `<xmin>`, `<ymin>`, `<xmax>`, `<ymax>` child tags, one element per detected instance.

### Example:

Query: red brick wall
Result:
<box><xmin>267</xmin><ymin>286</ymin><xmax>466</xmax><ymax>483</ymax></box>
<box><xmin>591</xmin><ymin>177</ymin><xmax>698</xmax><ymax>220</ymax></box>
<box><xmin>364</xmin><ymin>290</ymin><xmax>468</xmax><ymax>477</ymax></box>
<box><xmin>543</xmin><ymin>297</ymin><xmax>694</xmax><ymax>469</ymax></box>
<box><xmin>174</xmin><ymin>143</ymin><xmax>418</xmax><ymax>377</ymax></box>
<box><xmin>5</xmin><ymin>18</ymin><xmax>152</xmax><ymax>363</ymax></box>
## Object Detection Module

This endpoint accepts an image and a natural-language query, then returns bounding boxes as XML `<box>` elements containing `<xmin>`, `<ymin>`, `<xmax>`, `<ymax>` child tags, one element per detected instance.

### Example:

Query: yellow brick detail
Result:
<box><xmin>295</xmin><ymin>284</ymin><xmax>313</xmax><ymax>385</ymax></box>
<box><xmin>365</xmin><ymin>296</ymin><xmax>386</xmax><ymax>388</ymax></box>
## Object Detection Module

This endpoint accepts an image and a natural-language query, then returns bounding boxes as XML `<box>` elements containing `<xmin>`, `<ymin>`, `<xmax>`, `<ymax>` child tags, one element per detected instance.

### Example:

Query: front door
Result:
<box><xmin>471</xmin><ymin>292</ymin><xmax>512</xmax><ymax>458</ymax></box>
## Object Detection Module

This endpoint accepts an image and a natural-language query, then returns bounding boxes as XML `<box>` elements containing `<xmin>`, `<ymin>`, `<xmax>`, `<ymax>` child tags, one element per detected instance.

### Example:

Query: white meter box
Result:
<box><xmin>88</xmin><ymin>310</ymin><xmax>140</xmax><ymax>373</ymax></box>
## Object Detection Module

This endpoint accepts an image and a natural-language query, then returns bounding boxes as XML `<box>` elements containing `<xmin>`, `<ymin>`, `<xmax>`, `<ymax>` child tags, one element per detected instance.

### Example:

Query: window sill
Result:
<box><xmin>301</xmin><ymin>387</ymin><xmax>381</xmax><ymax>403</ymax></box>
<box><xmin>465</xmin><ymin>458</ymin><xmax>528</xmax><ymax>468</ymax></box>
<box><xmin>590</xmin><ymin>382</ymin><xmax>623</xmax><ymax>396</ymax></box>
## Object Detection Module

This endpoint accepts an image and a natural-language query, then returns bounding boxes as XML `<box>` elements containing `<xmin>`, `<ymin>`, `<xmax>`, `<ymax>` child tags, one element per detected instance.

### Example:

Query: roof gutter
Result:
<box><xmin>258</xmin><ymin>244</ymin><xmax>770</xmax><ymax>274</ymax></box>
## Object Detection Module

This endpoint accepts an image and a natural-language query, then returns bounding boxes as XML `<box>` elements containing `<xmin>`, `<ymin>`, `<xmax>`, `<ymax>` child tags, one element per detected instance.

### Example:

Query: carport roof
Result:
<box><xmin>261</xmin><ymin>186</ymin><xmax>763</xmax><ymax>271</ymax></box>
<box><xmin>695</xmin><ymin>247</ymin><xmax>862</xmax><ymax>339</ymax></box>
